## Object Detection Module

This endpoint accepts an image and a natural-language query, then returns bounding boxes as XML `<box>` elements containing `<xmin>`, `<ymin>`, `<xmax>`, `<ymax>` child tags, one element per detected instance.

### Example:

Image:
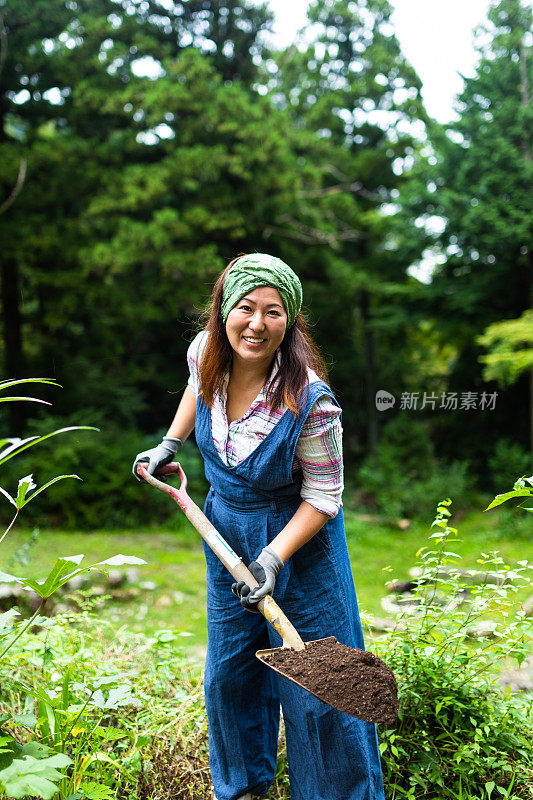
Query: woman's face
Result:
<box><xmin>225</xmin><ymin>285</ymin><xmax>287</xmax><ymax>368</ymax></box>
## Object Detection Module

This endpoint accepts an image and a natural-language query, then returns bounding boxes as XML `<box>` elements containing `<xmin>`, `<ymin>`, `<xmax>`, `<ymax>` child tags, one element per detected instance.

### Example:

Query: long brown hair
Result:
<box><xmin>198</xmin><ymin>258</ymin><xmax>328</xmax><ymax>414</ymax></box>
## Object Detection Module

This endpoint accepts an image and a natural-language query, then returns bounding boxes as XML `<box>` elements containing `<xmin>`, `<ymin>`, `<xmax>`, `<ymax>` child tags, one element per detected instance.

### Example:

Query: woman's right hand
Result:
<box><xmin>132</xmin><ymin>436</ymin><xmax>182</xmax><ymax>482</ymax></box>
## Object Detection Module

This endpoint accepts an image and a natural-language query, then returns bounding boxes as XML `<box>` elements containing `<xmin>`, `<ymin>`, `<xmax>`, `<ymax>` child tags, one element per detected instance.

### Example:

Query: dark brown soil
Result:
<box><xmin>258</xmin><ymin>637</ymin><xmax>398</xmax><ymax>725</ymax></box>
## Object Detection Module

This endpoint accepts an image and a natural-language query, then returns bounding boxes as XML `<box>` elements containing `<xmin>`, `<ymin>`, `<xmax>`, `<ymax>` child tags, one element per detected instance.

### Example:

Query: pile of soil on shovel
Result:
<box><xmin>259</xmin><ymin>637</ymin><xmax>398</xmax><ymax>725</ymax></box>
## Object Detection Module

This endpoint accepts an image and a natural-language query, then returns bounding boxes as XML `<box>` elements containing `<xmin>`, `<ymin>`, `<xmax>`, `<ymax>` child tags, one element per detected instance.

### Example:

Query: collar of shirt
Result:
<box><xmin>218</xmin><ymin>349</ymin><xmax>283</xmax><ymax>425</ymax></box>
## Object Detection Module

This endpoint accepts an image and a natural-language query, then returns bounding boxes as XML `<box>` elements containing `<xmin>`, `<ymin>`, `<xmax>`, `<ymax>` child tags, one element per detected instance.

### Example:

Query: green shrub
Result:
<box><xmin>373</xmin><ymin>499</ymin><xmax>533</xmax><ymax>799</ymax></box>
<box><xmin>1</xmin><ymin>413</ymin><xmax>208</xmax><ymax>529</ymax></box>
<box><xmin>488</xmin><ymin>439</ymin><xmax>531</xmax><ymax>494</ymax></box>
<box><xmin>357</xmin><ymin>417</ymin><xmax>472</xmax><ymax>518</ymax></box>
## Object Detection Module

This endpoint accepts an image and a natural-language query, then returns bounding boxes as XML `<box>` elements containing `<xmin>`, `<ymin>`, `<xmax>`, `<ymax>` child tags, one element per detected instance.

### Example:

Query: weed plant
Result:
<box><xmin>373</xmin><ymin>497</ymin><xmax>533</xmax><ymax>799</ymax></box>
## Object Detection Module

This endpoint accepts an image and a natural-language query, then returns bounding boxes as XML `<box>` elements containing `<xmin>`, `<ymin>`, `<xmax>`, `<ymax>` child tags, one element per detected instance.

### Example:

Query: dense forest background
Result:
<box><xmin>1</xmin><ymin>0</ymin><xmax>532</xmax><ymax>528</ymax></box>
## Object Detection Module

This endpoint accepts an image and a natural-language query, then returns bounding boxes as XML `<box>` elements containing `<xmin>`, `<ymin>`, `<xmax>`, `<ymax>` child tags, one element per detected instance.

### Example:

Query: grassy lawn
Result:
<box><xmin>1</xmin><ymin>502</ymin><xmax>531</xmax><ymax>668</ymax></box>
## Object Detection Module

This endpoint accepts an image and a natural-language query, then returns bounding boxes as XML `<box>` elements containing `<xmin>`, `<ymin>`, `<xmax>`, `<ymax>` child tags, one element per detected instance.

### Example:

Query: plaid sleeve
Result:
<box><xmin>294</xmin><ymin>396</ymin><xmax>343</xmax><ymax>517</ymax></box>
<box><xmin>187</xmin><ymin>331</ymin><xmax>208</xmax><ymax>396</ymax></box>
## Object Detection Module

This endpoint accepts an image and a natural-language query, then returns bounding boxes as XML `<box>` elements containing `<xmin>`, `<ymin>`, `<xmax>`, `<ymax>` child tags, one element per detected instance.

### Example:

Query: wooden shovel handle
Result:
<box><xmin>137</xmin><ymin>462</ymin><xmax>305</xmax><ymax>650</ymax></box>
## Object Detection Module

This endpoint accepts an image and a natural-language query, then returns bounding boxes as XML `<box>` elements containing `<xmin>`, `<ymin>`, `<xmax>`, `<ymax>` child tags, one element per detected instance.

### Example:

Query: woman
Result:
<box><xmin>133</xmin><ymin>253</ymin><xmax>385</xmax><ymax>800</ymax></box>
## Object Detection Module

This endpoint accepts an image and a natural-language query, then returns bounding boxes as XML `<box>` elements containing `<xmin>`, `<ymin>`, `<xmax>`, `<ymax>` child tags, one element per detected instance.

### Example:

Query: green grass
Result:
<box><xmin>1</xmin><ymin>505</ymin><xmax>531</xmax><ymax>667</ymax></box>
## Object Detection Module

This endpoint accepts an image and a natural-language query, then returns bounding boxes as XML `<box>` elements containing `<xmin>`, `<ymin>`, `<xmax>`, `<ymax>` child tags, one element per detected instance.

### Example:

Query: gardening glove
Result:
<box><xmin>132</xmin><ymin>436</ymin><xmax>182</xmax><ymax>483</ymax></box>
<box><xmin>231</xmin><ymin>546</ymin><xmax>284</xmax><ymax>613</ymax></box>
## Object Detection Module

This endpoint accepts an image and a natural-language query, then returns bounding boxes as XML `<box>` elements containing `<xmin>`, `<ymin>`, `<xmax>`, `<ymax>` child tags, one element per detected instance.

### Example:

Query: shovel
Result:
<box><xmin>137</xmin><ymin>462</ymin><xmax>398</xmax><ymax>725</ymax></box>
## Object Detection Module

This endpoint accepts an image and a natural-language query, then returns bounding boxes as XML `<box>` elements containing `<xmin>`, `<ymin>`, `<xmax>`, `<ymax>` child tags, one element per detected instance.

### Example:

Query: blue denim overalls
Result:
<box><xmin>195</xmin><ymin>381</ymin><xmax>385</xmax><ymax>800</ymax></box>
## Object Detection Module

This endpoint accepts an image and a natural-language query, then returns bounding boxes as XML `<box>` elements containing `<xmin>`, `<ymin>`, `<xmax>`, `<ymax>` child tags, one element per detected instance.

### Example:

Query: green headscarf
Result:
<box><xmin>221</xmin><ymin>253</ymin><xmax>303</xmax><ymax>327</ymax></box>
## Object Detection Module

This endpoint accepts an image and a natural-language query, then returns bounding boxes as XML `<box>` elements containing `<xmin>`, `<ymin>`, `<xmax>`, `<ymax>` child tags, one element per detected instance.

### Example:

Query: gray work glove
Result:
<box><xmin>132</xmin><ymin>436</ymin><xmax>182</xmax><ymax>482</ymax></box>
<box><xmin>231</xmin><ymin>546</ymin><xmax>284</xmax><ymax>613</ymax></box>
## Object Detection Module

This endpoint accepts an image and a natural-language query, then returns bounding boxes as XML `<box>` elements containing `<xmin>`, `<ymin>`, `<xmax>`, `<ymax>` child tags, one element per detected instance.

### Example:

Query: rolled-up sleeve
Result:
<box><xmin>295</xmin><ymin>396</ymin><xmax>343</xmax><ymax>517</ymax></box>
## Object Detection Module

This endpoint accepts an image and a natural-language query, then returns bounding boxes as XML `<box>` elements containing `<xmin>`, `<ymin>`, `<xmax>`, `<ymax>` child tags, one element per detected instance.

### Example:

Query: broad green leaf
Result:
<box><xmin>0</xmin><ymin>571</ymin><xmax>20</xmax><ymax>583</ymax></box>
<box><xmin>0</xmin><ymin>752</ymin><xmax>71</xmax><ymax>799</ymax></box>
<box><xmin>19</xmin><ymin>552</ymin><xmax>144</xmax><ymax>600</ymax></box>
<box><xmin>99</xmin><ymin>555</ymin><xmax>147</xmax><ymax>566</ymax></box>
<box><xmin>91</xmin><ymin>689</ymin><xmax>106</xmax><ymax>710</ymax></box>
<box><xmin>21</xmin><ymin>557</ymin><xmax>80</xmax><ymax>598</ymax></box>
<box><xmin>485</xmin><ymin>489</ymin><xmax>533</xmax><ymax>511</ymax></box>
<box><xmin>79</xmin><ymin>781</ymin><xmax>115</xmax><ymax>800</ymax></box>
<box><xmin>94</xmin><ymin>727</ymin><xmax>127</xmax><ymax>741</ymax></box>
<box><xmin>15</xmin><ymin>475</ymin><xmax>36</xmax><ymax>509</ymax></box>
<box><xmin>105</xmin><ymin>685</ymin><xmax>138</xmax><ymax>709</ymax></box>
<box><xmin>59</xmin><ymin>554</ymin><xmax>85</xmax><ymax>566</ymax></box>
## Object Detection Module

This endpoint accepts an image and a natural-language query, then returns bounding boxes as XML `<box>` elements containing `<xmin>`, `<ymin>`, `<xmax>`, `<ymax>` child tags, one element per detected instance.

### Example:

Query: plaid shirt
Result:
<box><xmin>187</xmin><ymin>332</ymin><xmax>343</xmax><ymax>517</ymax></box>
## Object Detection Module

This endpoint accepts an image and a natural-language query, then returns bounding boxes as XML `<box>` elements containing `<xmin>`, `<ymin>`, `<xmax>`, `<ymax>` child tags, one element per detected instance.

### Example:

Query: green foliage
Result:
<box><xmin>396</xmin><ymin>0</ymin><xmax>533</xmax><ymax>471</ymax></box>
<box><xmin>0</xmin><ymin>380</ymin><xmax>97</xmax><ymax>539</ymax></box>
<box><xmin>485</xmin><ymin>475</ymin><xmax>533</xmax><ymax>514</ymax></box>
<box><xmin>488</xmin><ymin>441</ymin><xmax>531</xmax><ymax>495</ymax></box>
<box><xmin>357</xmin><ymin>416</ymin><xmax>472</xmax><ymax>518</ymax></box>
<box><xmin>374</xmin><ymin>499</ymin><xmax>533</xmax><ymax>798</ymax></box>
<box><xmin>0</xmin><ymin>746</ymin><xmax>72</xmax><ymax>799</ymax></box>
<box><xmin>478</xmin><ymin>311</ymin><xmax>533</xmax><ymax>387</ymax></box>
<box><xmin>1</xmin><ymin>416</ymin><xmax>208</xmax><ymax>528</ymax></box>
<box><xmin>1</xmin><ymin>0</ymin><xmax>532</xmax><ymax>500</ymax></box>
<box><xmin>0</xmin><ymin>384</ymin><xmax>151</xmax><ymax>797</ymax></box>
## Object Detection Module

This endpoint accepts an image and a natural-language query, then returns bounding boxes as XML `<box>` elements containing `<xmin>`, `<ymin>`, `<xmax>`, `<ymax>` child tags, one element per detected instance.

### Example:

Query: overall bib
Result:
<box><xmin>195</xmin><ymin>381</ymin><xmax>385</xmax><ymax>800</ymax></box>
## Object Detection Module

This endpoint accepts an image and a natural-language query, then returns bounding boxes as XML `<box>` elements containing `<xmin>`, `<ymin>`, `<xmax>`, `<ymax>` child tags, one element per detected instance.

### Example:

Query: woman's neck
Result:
<box><xmin>229</xmin><ymin>354</ymin><xmax>274</xmax><ymax>389</ymax></box>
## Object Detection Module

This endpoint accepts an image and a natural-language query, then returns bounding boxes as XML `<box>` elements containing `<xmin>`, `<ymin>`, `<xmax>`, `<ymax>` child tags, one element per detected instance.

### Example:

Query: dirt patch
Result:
<box><xmin>137</xmin><ymin>735</ymin><xmax>212</xmax><ymax>800</ymax></box>
<box><xmin>258</xmin><ymin>637</ymin><xmax>398</xmax><ymax>725</ymax></box>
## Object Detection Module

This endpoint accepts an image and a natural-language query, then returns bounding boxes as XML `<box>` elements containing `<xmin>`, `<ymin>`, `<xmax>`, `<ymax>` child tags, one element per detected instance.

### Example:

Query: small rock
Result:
<box><xmin>125</xmin><ymin>568</ymin><xmax>140</xmax><ymax>584</ymax></box>
<box><xmin>51</xmin><ymin>603</ymin><xmax>72</xmax><ymax>617</ymax></box>
<box><xmin>140</xmin><ymin>581</ymin><xmax>157</xmax><ymax>591</ymax></box>
<box><xmin>0</xmin><ymin>583</ymin><xmax>23</xmax><ymax>611</ymax></box>
<box><xmin>523</xmin><ymin>594</ymin><xmax>533</xmax><ymax>618</ymax></box>
<box><xmin>385</xmin><ymin>579</ymin><xmax>418</xmax><ymax>594</ymax></box>
<box><xmin>108</xmin><ymin>570</ymin><xmax>126</xmax><ymax>589</ymax></box>
<box><xmin>498</xmin><ymin>658</ymin><xmax>533</xmax><ymax>693</ymax></box>
<box><xmin>113</xmin><ymin>587</ymin><xmax>140</xmax><ymax>601</ymax></box>
<box><xmin>64</xmin><ymin>574</ymin><xmax>89</xmax><ymax>591</ymax></box>
<box><xmin>364</xmin><ymin>616</ymin><xmax>404</xmax><ymax>633</ymax></box>
<box><xmin>466</xmin><ymin>621</ymin><xmax>497</xmax><ymax>638</ymax></box>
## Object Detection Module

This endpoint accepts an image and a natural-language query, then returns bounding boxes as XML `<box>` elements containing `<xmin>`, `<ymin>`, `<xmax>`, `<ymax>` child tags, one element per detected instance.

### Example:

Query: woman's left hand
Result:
<box><xmin>231</xmin><ymin>546</ymin><xmax>284</xmax><ymax>613</ymax></box>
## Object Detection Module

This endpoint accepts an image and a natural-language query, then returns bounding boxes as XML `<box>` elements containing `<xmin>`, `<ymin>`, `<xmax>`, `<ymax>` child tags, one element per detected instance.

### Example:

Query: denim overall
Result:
<box><xmin>195</xmin><ymin>381</ymin><xmax>385</xmax><ymax>800</ymax></box>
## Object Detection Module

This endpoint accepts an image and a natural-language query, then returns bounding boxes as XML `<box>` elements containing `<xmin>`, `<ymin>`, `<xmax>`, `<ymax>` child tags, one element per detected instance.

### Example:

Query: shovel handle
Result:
<box><xmin>137</xmin><ymin>462</ymin><xmax>305</xmax><ymax>650</ymax></box>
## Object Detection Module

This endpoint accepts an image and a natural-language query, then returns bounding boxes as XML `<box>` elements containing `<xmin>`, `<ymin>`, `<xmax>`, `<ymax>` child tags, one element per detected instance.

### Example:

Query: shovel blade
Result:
<box><xmin>256</xmin><ymin>636</ymin><xmax>398</xmax><ymax>725</ymax></box>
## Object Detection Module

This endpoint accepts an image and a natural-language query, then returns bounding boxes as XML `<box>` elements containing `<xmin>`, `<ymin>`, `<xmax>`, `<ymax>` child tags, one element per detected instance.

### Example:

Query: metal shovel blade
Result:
<box><xmin>256</xmin><ymin>636</ymin><xmax>399</xmax><ymax>725</ymax></box>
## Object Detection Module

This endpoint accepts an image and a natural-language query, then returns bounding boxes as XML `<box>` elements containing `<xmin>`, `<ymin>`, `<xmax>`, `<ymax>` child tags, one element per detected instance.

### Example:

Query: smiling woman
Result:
<box><xmin>132</xmin><ymin>253</ymin><xmax>386</xmax><ymax>800</ymax></box>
